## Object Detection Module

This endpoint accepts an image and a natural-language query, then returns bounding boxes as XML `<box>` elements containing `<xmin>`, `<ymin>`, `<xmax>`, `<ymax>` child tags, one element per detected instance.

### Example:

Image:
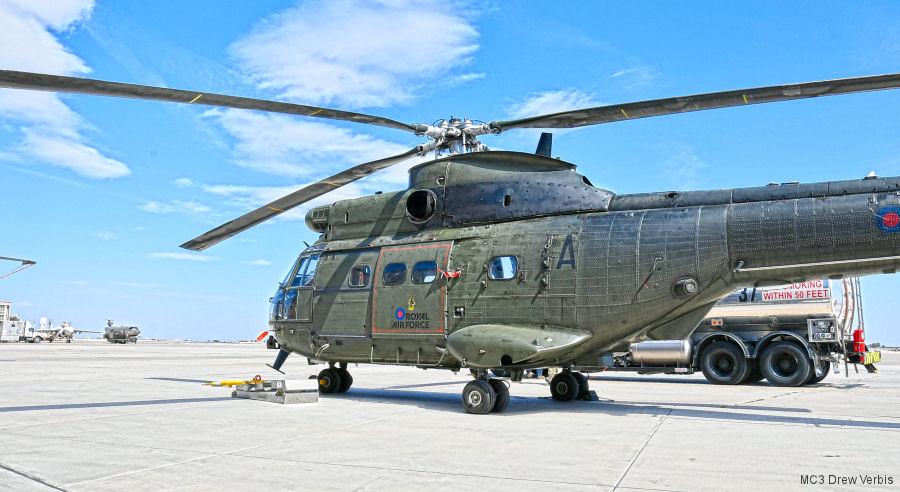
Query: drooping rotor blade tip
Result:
<box><xmin>179</xmin><ymin>146</ymin><xmax>422</xmax><ymax>251</ymax></box>
<box><xmin>492</xmin><ymin>72</ymin><xmax>900</xmax><ymax>131</ymax></box>
<box><xmin>0</xmin><ymin>70</ymin><xmax>418</xmax><ymax>133</ymax></box>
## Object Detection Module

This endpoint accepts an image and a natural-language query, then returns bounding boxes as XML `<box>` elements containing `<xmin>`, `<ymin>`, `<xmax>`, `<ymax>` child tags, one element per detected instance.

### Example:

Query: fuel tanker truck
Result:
<box><xmin>608</xmin><ymin>278</ymin><xmax>881</xmax><ymax>386</ymax></box>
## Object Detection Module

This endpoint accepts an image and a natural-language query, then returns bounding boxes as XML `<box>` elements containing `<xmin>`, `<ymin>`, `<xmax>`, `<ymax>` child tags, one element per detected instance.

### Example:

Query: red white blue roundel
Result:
<box><xmin>876</xmin><ymin>206</ymin><xmax>900</xmax><ymax>233</ymax></box>
<box><xmin>394</xmin><ymin>308</ymin><xmax>405</xmax><ymax>320</ymax></box>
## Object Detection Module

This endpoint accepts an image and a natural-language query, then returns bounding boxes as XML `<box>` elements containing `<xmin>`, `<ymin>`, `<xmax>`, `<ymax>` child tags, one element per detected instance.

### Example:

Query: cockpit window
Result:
<box><xmin>348</xmin><ymin>266</ymin><xmax>371</xmax><ymax>288</ymax></box>
<box><xmin>411</xmin><ymin>261</ymin><xmax>438</xmax><ymax>283</ymax></box>
<box><xmin>290</xmin><ymin>254</ymin><xmax>320</xmax><ymax>288</ymax></box>
<box><xmin>488</xmin><ymin>256</ymin><xmax>518</xmax><ymax>280</ymax></box>
<box><xmin>382</xmin><ymin>263</ymin><xmax>406</xmax><ymax>285</ymax></box>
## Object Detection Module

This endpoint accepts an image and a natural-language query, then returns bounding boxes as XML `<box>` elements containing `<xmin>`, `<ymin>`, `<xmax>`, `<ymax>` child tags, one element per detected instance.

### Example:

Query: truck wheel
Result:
<box><xmin>462</xmin><ymin>379</ymin><xmax>496</xmax><ymax>414</ymax></box>
<box><xmin>317</xmin><ymin>368</ymin><xmax>343</xmax><ymax>394</ymax></box>
<box><xmin>805</xmin><ymin>360</ymin><xmax>831</xmax><ymax>385</ymax></box>
<box><xmin>33</xmin><ymin>336</ymin><xmax>42</xmax><ymax>343</ymax></box>
<box><xmin>488</xmin><ymin>379</ymin><xmax>510</xmax><ymax>413</ymax></box>
<box><xmin>700</xmin><ymin>341</ymin><xmax>748</xmax><ymax>385</ymax></box>
<box><xmin>549</xmin><ymin>372</ymin><xmax>580</xmax><ymax>401</ymax></box>
<box><xmin>760</xmin><ymin>342</ymin><xmax>810</xmax><ymax>387</ymax></box>
<box><xmin>742</xmin><ymin>365</ymin><xmax>765</xmax><ymax>384</ymax></box>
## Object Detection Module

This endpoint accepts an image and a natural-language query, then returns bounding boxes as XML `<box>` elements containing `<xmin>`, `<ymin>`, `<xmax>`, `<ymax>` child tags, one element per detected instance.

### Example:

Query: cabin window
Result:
<box><xmin>348</xmin><ymin>265</ymin><xmax>371</xmax><ymax>288</ymax></box>
<box><xmin>382</xmin><ymin>263</ymin><xmax>407</xmax><ymax>285</ymax></box>
<box><xmin>411</xmin><ymin>261</ymin><xmax>438</xmax><ymax>283</ymax></box>
<box><xmin>488</xmin><ymin>256</ymin><xmax>518</xmax><ymax>280</ymax></box>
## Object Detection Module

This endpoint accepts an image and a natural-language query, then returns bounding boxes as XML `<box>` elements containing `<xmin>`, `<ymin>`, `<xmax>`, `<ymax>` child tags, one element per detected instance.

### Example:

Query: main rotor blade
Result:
<box><xmin>0</xmin><ymin>70</ymin><xmax>417</xmax><ymax>133</ymax></box>
<box><xmin>180</xmin><ymin>146</ymin><xmax>423</xmax><ymax>251</ymax></box>
<box><xmin>491</xmin><ymin>73</ymin><xmax>900</xmax><ymax>131</ymax></box>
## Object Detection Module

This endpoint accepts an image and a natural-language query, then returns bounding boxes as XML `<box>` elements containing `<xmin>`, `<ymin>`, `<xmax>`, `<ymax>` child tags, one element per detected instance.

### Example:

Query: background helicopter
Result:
<box><xmin>4</xmin><ymin>69</ymin><xmax>900</xmax><ymax>413</ymax></box>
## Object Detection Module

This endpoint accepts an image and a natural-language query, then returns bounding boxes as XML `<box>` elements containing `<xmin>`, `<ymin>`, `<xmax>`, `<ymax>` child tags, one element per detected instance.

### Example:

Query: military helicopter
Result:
<box><xmin>3</xmin><ymin>70</ymin><xmax>900</xmax><ymax>414</ymax></box>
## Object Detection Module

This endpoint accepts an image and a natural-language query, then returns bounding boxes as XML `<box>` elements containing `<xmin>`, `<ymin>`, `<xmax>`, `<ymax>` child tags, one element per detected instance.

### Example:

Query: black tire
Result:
<box><xmin>760</xmin><ymin>342</ymin><xmax>811</xmax><ymax>387</ymax></box>
<box><xmin>550</xmin><ymin>372</ymin><xmax>580</xmax><ymax>401</ymax></box>
<box><xmin>317</xmin><ymin>368</ymin><xmax>343</xmax><ymax>394</ymax></box>
<box><xmin>488</xmin><ymin>379</ymin><xmax>510</xmax><ymax>413</ymax></box>
<box><xmin>462</xmin><ymin>379</ymin><xmax>496</xmax><ymax>414</ymax></box>
<box><xmin>336</xmin><ymin>368</ymin><xmax>353</xmax><ymax>393</ymax></box>
<box><xmin>700</xmin><ymin>341</ymin><xmax>748</xmax><ymax>385</ymax></box>
<box><xmin>742</xmin><ymin>365</ymin><xmax>765</xmax><ymax>384</ymax></box>
<box><xmin>805</xmin><ymin>360</ymin><xmax>831</xmax><ymax>385</ymax></box>
<box><xmin>572</xmin><ymin>372</ymin><xmax>589</xmax><ymax>399</ymax></box>
<box><xmin>34</xmin><ymin>337</ymin><xmax>42</xmax><ymax>344</ymax></box>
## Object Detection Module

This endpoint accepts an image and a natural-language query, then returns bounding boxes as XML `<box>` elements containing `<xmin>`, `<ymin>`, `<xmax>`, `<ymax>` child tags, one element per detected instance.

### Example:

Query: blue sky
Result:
<box><xmin>1</xmin><ymin>1</ymin><xmax>900</xmax><ymax>343</ymax></box>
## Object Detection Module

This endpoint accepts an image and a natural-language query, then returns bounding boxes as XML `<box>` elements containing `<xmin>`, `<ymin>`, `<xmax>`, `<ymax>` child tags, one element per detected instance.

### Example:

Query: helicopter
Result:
<box><xmin>3</xmin><ymin>69</ymin><xmax>900</xmax><ymax>413</ymax></box>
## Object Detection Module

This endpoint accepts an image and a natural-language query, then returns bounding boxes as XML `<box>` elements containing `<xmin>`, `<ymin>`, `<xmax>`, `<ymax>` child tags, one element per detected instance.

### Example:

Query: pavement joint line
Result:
<box><xmin>0</xmin><ymin>461</ymin><xmax>68</xmax><ymax>491</ymax></box>
<box><xmin>736</xmin><ymin>390</ymin><xmax>802</xmax><ymax>406</ymax></box>
<box><xmin>64</xmin><ymin>407</ymin><xmax>422</xmax><ymax>487</ymax></box>
<box><xmin>609</xmin><ymin>405</ymin><xmax>674</xmax><ymax>492</ymax></box>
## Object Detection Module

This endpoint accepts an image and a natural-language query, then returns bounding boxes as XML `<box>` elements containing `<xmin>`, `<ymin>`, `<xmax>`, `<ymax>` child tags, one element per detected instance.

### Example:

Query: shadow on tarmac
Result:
<box><xmin>330</xmin><ymin>388</ymin><xmax>900</xmax><ymax>429</ymax></box>
<box><xmin>0</xmin><ymin>397</ymin><xmax>233</xmax><ymax>413</ymax></box>
<box><xmin>146</xmin><ymin>377</ymin><xmax>213</xmax><ymax>384</ymax></box>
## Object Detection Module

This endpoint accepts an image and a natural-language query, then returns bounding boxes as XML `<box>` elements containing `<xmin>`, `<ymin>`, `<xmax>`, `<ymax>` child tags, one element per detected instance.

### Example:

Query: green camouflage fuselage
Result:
<box><xmin>270</xmin><ymin>151</ymin><xmax>900</xmax><ymax>371</ymax></box>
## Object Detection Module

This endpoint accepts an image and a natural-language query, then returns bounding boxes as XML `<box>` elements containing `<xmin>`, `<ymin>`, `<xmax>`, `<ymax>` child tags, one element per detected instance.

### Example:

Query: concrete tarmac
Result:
<box><xmin>0</xmin><ymin>340</ymin><xmax>898</xmax><ymax>491</ymax></box>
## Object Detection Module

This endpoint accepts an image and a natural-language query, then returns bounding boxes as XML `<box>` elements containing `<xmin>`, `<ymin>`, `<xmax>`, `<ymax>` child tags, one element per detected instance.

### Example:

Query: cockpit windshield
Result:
<box><xmin>288</xmin><ymin>254</ymin><xmax>320</xmax><ymax>288</ymax></box>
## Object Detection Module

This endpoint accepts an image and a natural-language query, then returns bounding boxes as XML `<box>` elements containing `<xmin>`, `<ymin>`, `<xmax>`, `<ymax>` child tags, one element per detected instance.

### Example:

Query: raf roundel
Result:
<box><xmin>394</xmin><ymin>308</ymin><xmax>405</xmax><ymax>320</ymax></box>
<box><xmin>875</xmin><ymin>206</ymin><xmax>900</xmax><ymax>233</ymax></box>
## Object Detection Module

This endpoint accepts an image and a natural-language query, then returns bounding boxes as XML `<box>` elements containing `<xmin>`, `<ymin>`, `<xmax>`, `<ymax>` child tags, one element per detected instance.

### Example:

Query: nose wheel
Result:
<box><xmin>318</xmin><ymin>363</ymin><xmax>354</xmax><ymax>394</ymax></box>
<box><xmin>461</xmin><ymin>378</ymin><xmax>510</xmax><ymax>414</ymax></box>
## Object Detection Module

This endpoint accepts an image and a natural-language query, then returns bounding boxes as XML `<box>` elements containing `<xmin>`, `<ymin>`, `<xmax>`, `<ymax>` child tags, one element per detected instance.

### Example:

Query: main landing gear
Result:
<box><xmin>549</xmin><ymin>370</ymin><xmax>591</xmax><ymax>401</ymax></box>
<box><xmin>317</xmin><ymin>362</ymin><xmax>353</xmax><ymax>394</ymax></box>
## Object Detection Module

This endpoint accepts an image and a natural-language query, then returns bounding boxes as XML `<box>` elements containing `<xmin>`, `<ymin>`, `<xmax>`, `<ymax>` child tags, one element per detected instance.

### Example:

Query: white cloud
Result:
<box><xmin>508</xmin><ymin>90</ymin><xmax>600</xmax><ymax>120</ymax></box>
<box><xmin>95</xmin><ymin>231</ymin><xmax>117</xmax><ymax>240</ymax></box>
<box><xmin>139</xmin><ymin>200</ymin><xmax>211</xmax><ymax>215</ymax></box>
<box><xmin>111</xmin><ymin>281</ymin><xmax>162</xmax><ymax>288</ymax></box>
<box><xmin>61</xmin><ymin>280</ymin><xmax>91</xmax><ymax>285</ymax></box>
<box><xmin>248</xmin><ymin>259</ymin><xmax>271</xmax><ymax>266</ymax></box>
<box><xmin>229</xmin><ymin>0</ymin><xmax>480</xmax><ymax>108</ymax></box>
<box><xmin>0</xmin><ymin>0</ymin><xmax>132</xmax><ymax>179</ymax></box>
<box><xmin>173</xmin><ymin>177</ymin><xmax>196</xmax><ymax>188</ymax></box>
<box><xmin>663</xmin><ymin>146</ymin><xmax>709</xmax><ymax>189</ymax></box>
<box><xmin>609</xmin><ymin>65</ymin><xmax>659</xmax><ymax>89</ymax></box>
<box><xmin>133</xmin><ymin>226</ymin><xmax>147</xmax><ymax>232</ymax></box>
<box><xmin>147</xmin><ymin>252</ymin><xmax>218</xmax><ymax>262</ymax></box>
<box><xmin>20</xmin><ymin>129</ymin><xmax>129</xmax><ymax>178</ymax></box>
<box><xmin>206</xmin><ymin>109</ymin><xmax>417</xmax><ymax>178</ymax></box>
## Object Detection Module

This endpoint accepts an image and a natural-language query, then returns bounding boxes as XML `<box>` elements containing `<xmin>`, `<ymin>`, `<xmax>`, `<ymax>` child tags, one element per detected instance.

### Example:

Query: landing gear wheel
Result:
<box><xmin>488</xmin><ymin>379</ymin><xmax>510</xmax><ymax>413</ymax></box>
<box><xmin>317</xmin><ymin>368</ymin><xmax>343</xmax><ymax>394</ymax></box>
<box><xmin>336</xmin><ymin>368</ymin><xmax>353</xmax><ymax>393</ymax></box>
<box><xmin>572</xmin><ymin>372</ymin><xmax>589</xmax><ymax>399</ymax></box>
<box><xmin>805</xmin><ymin>360</ymin><xmax>831</xmax><ymax>385</ymax></box>
<box><xmin>550</xmin><ymin>372</ymin><xmax>580</xmax><ymax>401</ymax></box>
<box><xmin>760</xmin><ymin>342</ymin><xmax>810</xmax><ymax>387</ymax></box>
<box><xmin>66</xmin><ymin>339</ymin><xmax>71</xmax><ymax>343</ymax></box>
<box><xmin>462</xmin><ymin>379</ymin><xmax>496</xmax><ymax>415</ymax></box>
<box><xmin>700</xmin><ymin>341</ymin><xmax>748</xmax><ymax>385</ymax></box>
